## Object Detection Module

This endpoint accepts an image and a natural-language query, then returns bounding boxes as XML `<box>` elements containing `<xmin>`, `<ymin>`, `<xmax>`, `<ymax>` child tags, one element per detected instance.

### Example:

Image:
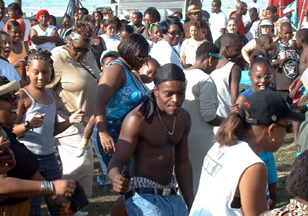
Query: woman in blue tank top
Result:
<box><xmin>94</xmin><ymin>33</ymin><xmax>150</xmax><ymax>171</ymax></box>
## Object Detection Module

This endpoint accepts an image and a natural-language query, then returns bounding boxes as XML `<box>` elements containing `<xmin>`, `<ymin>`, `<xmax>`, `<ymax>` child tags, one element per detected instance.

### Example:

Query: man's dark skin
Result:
<box><xmin>108</xmin><ymin>80</ymin><xmax>194</xmax><ymax>210</ymax></box>
<box><xmin>211</xmin><ymin>0</ymin><xmax>226</xmax><ymax>36</ymax></box>
<box><xmin>131</xmin><ymin>12</ymin><xmax>144</xmax><ymax>32</ymax></box>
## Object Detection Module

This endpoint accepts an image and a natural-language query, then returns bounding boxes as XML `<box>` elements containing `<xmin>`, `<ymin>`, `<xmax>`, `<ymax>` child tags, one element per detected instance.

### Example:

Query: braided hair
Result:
<box><xmin>25</xmin><ymin>49</ymin><xmax>55</xmax><ymax>83</ymax></box>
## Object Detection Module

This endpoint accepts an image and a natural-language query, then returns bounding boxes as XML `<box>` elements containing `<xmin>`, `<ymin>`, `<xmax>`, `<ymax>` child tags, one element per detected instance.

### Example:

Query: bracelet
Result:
<box><xmin>41</xmin><ymin>180</ymin><xmax>55</xmax><ymax>196</ymax></box>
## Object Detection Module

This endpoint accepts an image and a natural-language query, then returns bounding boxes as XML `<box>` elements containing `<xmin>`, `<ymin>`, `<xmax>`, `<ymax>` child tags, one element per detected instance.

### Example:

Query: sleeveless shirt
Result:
<box><xmin>18</xmin><ymin>88</ymin><xmax>57</xmax><ymax>155</ymax></box>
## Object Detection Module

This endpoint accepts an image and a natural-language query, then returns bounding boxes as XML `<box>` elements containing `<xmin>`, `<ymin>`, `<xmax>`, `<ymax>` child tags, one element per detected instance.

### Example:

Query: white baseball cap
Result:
<box><xmin>283</xmin><ymin>8</ymin><xmax>294</xmax><ymax>15</ymax></box>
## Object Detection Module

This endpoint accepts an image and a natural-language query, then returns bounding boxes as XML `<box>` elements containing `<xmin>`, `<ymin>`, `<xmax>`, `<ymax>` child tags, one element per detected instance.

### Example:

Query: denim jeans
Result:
<box><xmin>92</xmin><ymin>120</ymin><xmax>130</xmax><ymax>174</ymax></box>
<box><xmin>125</xmin><ymin>189</ymin><xmax>188</xmax><ymax>216</ymax></box>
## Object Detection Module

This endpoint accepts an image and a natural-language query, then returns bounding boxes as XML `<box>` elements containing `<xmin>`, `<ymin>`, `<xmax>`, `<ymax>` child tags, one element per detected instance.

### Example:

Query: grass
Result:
<box><xmin>42</xmin><ymin>132</ymin><xmax>297</xmax><ymax>216</ymax></box>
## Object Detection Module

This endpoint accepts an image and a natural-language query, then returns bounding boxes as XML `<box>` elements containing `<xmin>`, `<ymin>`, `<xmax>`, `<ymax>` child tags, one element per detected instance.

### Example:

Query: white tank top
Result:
<box><xmin>210</xmin><ymin>61</ymin><xmax>235</xmax><ymax>118</ymax></box>
<box><xmin>31</xmin><ymin>24</ymin><xmax>56</xmax><ymax>51</ymax></box>
<box><xmin>190</xmin><ymin>141</ymin><xmax>265</xmax><ymax>216</ymax></box>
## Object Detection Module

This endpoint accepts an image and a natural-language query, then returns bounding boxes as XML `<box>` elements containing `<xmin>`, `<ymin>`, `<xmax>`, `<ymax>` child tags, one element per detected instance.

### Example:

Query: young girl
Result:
<box><xmin>100</xmin><ymin>18</ymin><xmax>120</xmax><ymax>50</ymax></box>
<box><xmin>13</xmin><ymin>49</ymin><xmax>84</xmax><ymax>216</ymax></box>
<box><xmin>180</xmin><ymin>21</ymin><xmax>205</xmax><ymax>67</ymax></box>
<box><xmin>234</xmin><ymin>57</ymin><xmax>279</xmax><ymax>210</ymax></box>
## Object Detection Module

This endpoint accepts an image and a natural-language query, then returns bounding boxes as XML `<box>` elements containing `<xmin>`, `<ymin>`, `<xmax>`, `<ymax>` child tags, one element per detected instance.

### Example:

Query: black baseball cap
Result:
<box><xmin>154</xmin><ymin>63</ymin><xmax>186</xmax><ymax>86</ymax></box>
<box><xmin>241</xmin><ymin>91</ymin><xmax>305</xmax><ymax>125</ymax></box>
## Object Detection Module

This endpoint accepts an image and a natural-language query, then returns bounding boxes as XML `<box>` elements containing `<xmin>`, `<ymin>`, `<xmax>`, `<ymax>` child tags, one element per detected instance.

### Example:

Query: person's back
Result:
<box><xmin>190</xmin><ymin>141</ymin><xmax>264</xmax><ymax>216</ymax></box>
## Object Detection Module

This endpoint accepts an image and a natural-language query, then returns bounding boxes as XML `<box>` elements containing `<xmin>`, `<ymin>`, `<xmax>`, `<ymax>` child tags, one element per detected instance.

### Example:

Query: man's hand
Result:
<box><xmin>112</xmin><ymin>174</ymin><xmax>130</xmax><ymax>194</ymax></box>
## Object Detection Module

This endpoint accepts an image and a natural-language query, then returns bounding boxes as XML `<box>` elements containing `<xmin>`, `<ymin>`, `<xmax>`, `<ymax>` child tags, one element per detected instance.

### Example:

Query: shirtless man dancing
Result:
<box><xmin>108</xmin><ymin>63</ymin><xmax>194</xmax><ymax>216</ymax></box>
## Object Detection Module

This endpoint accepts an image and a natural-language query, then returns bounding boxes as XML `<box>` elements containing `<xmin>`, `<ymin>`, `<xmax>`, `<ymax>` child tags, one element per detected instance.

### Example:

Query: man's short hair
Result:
<box><xmin>212</xmin><ymin>0</ymin><xmax>222</xmax><ymax>8</ymax></box>
<box><xmin>144</xmin><ymin>7</ymin><xmax>161</xmax><ymax>22</ymax></box>
<box><xmin>133</xmin><ymin>11</ymin><xmax>143</xmax><ymax>20</ymax></box>
<box><xmin>221</xmin><ymin>33</ymin><xmax>241</xmax><ymax>47</ymax></box>
<box><xmin>196</xmin><ymin>41</ymin><xmax>220</xmax><ymax>61</ymax></box>
<box><xmin>297</xmin><ymin>28</ymin><xmax>308</xmax><ymax>43</ymax></box>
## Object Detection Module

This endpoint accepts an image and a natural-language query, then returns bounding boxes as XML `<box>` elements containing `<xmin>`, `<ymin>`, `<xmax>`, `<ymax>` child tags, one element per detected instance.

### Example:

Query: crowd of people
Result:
<box><xmin>0</xmin><ymin>0</ymin><xmax>308</xmax><ymax>215</ymax></box>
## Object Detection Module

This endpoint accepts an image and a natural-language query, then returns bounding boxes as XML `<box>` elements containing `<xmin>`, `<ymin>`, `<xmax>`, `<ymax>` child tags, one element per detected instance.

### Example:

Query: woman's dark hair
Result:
<box><xmin>24</xmin><ymin>49</ymin><xmax>55</xmax><ymax>83</ymax></box>
<box><xmin>286</xmin><ymin>150</ymin><xmax>308</xmax><ymax>201</ymax></box>
<box><xmin>102</xmin><ymin>17</ymin><xmax>118</xmax><ymax>28</ymax></box>
<box><xmin>144</xmin><ymin>7</ymin><xmax>161</xmax><ymax>22</ymax></box>
<box><xmin>159</xmin><ymin>18</ymin><xmax>183</xmax><ymax>35</ymax></box>
<box><xmin>7</xmin><ymin>2</ymin><xmax>23</xmax><ymax>16</ymax></box>
<box><xmin>110</xmin><ymin>16</ymin><xmax>122</xmax><ymax>32</ymax></box>
<box><xmin>118</xmin><ymin>33</ymin><xmax>149</xmax><ymax>70</ymax></box>
<box><xmin>120</xmin><ymin>25</ymin><xmax>134</xmax><ymax>34</ymax></box>
<box><xmin>215</xmin><ymin>113</ymin><xmax>252</xmax><ymax>147</ymax></box>
<box><xmin>7</xmin><ymin>20</ymin><xmax>21</xmax><ymax>31</ymax></box>
<box><xmin>73</xmin><ymin>20</ymin><xmax>94</xmax><ymax>37</ymax></box>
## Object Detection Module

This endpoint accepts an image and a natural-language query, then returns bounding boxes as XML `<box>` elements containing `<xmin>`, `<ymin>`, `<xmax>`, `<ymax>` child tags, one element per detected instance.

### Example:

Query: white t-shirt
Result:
<box><xmin>150</xmin><ymin>39</ymin><xmax>183</xmax><ymax>70</ymax></box>
<box><xmin>0</xmin><ymin>59</ymin><xmax>21</xmax><ymax>82</ymax></box>
<box><xmin>210</xmin><ymin>11</ymin><xmax>227</xmax><ymax>42</ymax></box>
<box><xmin>31</xmin><ymin>24</ymin><xmax>57</xmax><ymax>51</ymax></box>
<box><xmin>100</xmin><ymin>34</ymin><xmax>120</xmax><ymax>51</ymax></box>
<box><xmin>180</xmin><ymin>38</ymin><xmax>203</xmax><ymax>66</ymax></box>
<box><xmin>183</xmin><ymin>68</ymin><xmax>218</xmax><ymax>194</ymax></box>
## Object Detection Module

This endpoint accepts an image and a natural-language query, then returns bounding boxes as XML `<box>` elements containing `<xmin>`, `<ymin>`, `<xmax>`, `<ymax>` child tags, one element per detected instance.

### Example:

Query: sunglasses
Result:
<box><xmin>250</xmin><ymin>71</ymin><xmax>273</xmax><ymax>81</ymax></box>
<box><xmin>275</xmin><ymin>122</ymin><xmax>292</xmax><ymax>133</ymax></box>
<box><xmin>149</xmin><ymin>22</ymin><xmax>160</xmax><ymax>31</ymax></box>
<box><xmin>167</xmin><ymin>30</ymin><xmax>182</xmax><ymax>37</ymax></box>
<box><xmin>71</xmin><ymin>42</ymin><xmax>89</xmax><ymax>53</ymax></box>
<box><xmin>137</xmin><ymin>55</ymin><xmax>152</xmax><ymax>62</ymax></box>
<box><xmin>0</xmin><ymin>93</ymin><xmax>20</xmax><ymax>103</ymax></box>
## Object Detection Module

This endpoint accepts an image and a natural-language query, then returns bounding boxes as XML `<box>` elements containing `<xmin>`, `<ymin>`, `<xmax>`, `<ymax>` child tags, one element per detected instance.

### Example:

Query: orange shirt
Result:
<box><xmin>8</xmin><ymin>42</ymin><xmax>27</xmax><ymax>78</ymax></box>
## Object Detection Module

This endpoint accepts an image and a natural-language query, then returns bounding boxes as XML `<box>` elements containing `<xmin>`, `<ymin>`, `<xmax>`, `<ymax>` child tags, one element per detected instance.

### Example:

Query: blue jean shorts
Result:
<box><xmin>125</xmin><ymin>188</ymin><xmax>188</xmax><ymax>216</ymax></box>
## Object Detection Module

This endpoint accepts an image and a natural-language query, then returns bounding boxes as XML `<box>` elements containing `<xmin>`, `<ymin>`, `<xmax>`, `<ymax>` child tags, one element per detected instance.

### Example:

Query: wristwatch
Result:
<box><xmin>24</xmin><ymin>121</ymin><xmax>31</xmax><ymax>130</ymax></box>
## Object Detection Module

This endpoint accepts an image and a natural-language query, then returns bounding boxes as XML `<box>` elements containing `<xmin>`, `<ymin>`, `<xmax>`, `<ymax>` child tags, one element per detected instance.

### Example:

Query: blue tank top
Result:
<box><xmin>105</xmin><ymin>59</ymin><xmax>148</xmax><ymax>121</ymax></box>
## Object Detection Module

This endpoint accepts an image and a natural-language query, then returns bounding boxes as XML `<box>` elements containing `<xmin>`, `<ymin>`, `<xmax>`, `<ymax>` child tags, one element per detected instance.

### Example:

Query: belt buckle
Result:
<box><xmin>162</xmin><ymin>188</ymin><xmax>171</xmax><ymax>196</ymax></box>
